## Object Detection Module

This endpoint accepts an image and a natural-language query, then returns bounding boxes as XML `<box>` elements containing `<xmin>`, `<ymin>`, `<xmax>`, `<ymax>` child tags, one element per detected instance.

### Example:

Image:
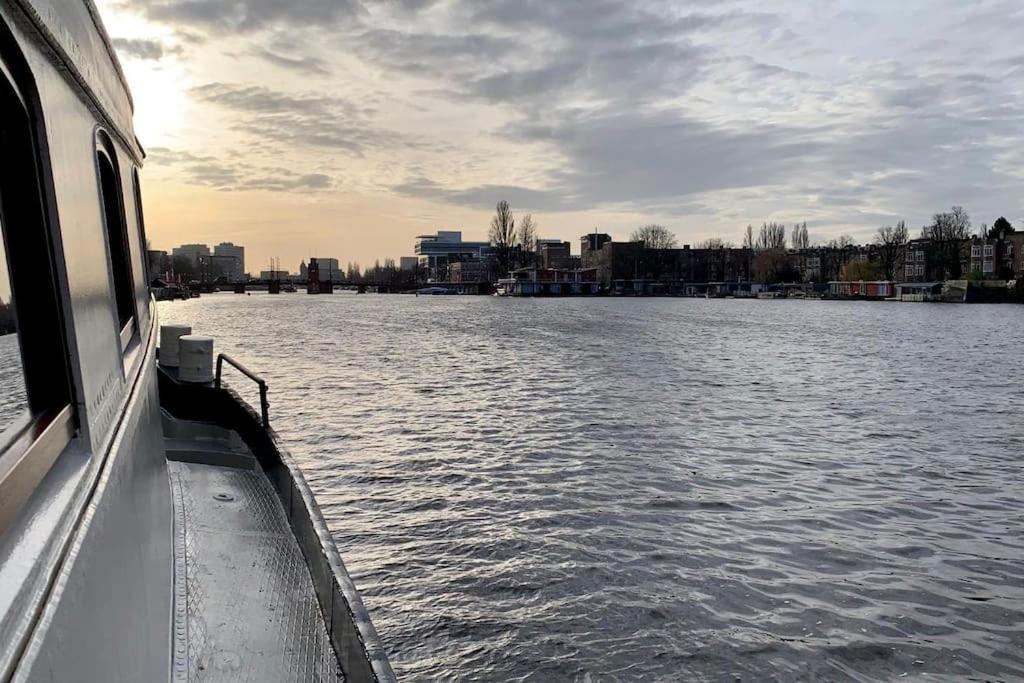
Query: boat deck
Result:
<box><xmin>165</xmin><ymin>418</ymin><xmax>343</xmax><ymax>681</ymax></box>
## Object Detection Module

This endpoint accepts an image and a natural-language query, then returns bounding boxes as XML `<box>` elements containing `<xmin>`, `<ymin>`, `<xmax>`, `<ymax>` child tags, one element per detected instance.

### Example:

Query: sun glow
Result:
<box><xmin>94</xmin><ymin>1</ymin><xmax>191</xmax><ymax>148</ymax></box>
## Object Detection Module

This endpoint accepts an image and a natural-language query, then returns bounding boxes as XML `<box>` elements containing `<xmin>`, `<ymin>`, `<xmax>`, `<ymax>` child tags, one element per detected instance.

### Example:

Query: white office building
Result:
<box><xmin>213</xmin><ymin>242</ymin><xmax>245</xmax><ymax>279</ymax></box>
<box><xmin>414</xmin><ymin>231</ymin><xmax>490</xmax><ymax>279</ymax></box>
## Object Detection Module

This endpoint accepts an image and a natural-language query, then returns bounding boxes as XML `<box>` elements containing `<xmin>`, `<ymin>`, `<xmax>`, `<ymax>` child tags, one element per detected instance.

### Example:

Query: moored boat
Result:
<box><xmin>0</xmin><ymin>3</ymin><xmax>392</xmax><ymax>680</ymax></box>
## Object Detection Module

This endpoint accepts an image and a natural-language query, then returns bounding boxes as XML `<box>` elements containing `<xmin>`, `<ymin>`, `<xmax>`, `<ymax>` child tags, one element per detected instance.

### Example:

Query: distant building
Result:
<box><xmin>828</xmin><ymin>281</ymin><xmax>896</xmax><ymax>299</ymax></box>
<box><xmin>449</xmin><ymin>261</ymin><xmax>490</xmax><ymax>283</ymax></box>
<box><xmin>903</xmin><ymin>239</ymin><xmax>932</xmax><ymax>282</ymax></box>
<box><xmin>147</xmin><ymin>250</ymin><xmax>169</xmax><ymax>278</ymax></box>
<box><xmin>259</xmin><ymin>269</ymin><xmax>290</xmax><ymax>280</ymax></box>
<box><xmin>415</xmin><ymin>230</ymin><xmax>490</xmax><ymax>280</ymax></box>
<box><xmin>966</xmin><ymin>227</ymin><xmax>1021</xmax><ymax>280</ymax></box>
<box><xmin>213</xmin><ymin>242</ymin><xmax>245</xmax><ymax>279</ymax></box>
<box><xmin>537</xmin><ymin>239</ymin><xmax>572</xmax><ymax>269</ymax></box>
<box><xmin>307</xmin><ymin>258</ymin><xmax>332</xmax><ymax>294</ymax></box>
<box><xmin>498</xmin><ymin>267</ymin><xmax>599</xmax><ymax>296</ymax></box>
<box><xmin>206</xmin><ymin>254</ymin><xmax>244</xmax><ymax>282</ymax></box>
<box><xmin>172</xmin><ymin>243</ymin><xmax>210</xmax><ymax>265</ymax></box>
<box><xmin>308</xmin><ymin>257</ymin><xmax>341</xmax><ymax>282</ymax></box>
<box><xmin>580</xmin><ymin>232</ymin><xmax>753</xmax><ymax>291</ymax></box>
<box><xmin>1007</xmin><ymin>233</ymin><xmax>1024</xmax><ymax>277</ymax></box>
<box><xmin>400</xmin><ymin>256</ymin><xmax>418</xmax><ymax>271</ymax></box>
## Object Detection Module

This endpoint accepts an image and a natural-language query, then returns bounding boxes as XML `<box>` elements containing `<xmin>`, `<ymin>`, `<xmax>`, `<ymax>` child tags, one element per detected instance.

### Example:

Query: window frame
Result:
<box><xmin>0</xmin><ymin>51</ymin><xmax>75</xmax><ymax>533</ymax></box>
<box><xmin>131</xmin><ymin>167</ymin><xmax>150</xmax><ymax>290</ymax></box>
<box><xmin>95</xmin><ymin>131</ymin><xmax>137</xmax><ymax>352</ymax></box>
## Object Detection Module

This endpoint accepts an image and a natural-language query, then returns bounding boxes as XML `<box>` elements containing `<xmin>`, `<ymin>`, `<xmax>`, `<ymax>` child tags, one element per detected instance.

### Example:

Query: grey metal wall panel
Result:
<box><xmin>11</xmin><ymin>0</ymin><xmax>137</xmax><ymax>157</ymax></box>
<box><xmin>16</xmin><ymin>346</ymin><xmax>172</xmax><ymax>682</ymax></box>
<box><xmin>8</xmin><ymin>18</ymin><xmax>140</xmax><ymax>451</ymax></box>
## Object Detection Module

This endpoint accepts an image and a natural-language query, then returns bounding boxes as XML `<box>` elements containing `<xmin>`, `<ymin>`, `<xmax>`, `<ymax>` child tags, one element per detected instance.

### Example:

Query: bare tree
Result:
<box><xmin>922</xmin><ymin>206</ymin><xmax>971</xmax><ymax>279</ymax></box>
<box><xmin>489</xmin><ymin>200</ymin><xmax>517</xmax><ymax>277</ymax></box>
<box><xmin>517</xmin><ymin>214</ymin><xmax>537</xmax><ymax>267</ymax></box>
<box><xmin>791</xmin><ymin>222</ymin><xmax>810</xmax><ymax>250</ymax></box>
<box><xmin>756</xmin><ymin>222</ymin><xmax>786</xmax><ymax>250</ymax></box>
<box><xmin>630</xmin><ymin>224</ymin><xmax>678</xmax><ymax>250</ymax></box>
<box><xmin>697</xmin><ymin>237</ymin><xmax>734</xmax><ymax>249</ymax></box>
<box><xmin>875</xmin><ymin>221</ymin><xmax>908</xmax><ymax>280</ymax></box>
<box><xmin>743</xmin><ymin>224</ymin><xmax>755</xmax><ymax>250</ymax></box>
<box><xmin>820</xmin><ymin>235</ymin><xmax>855</xmax><ymax>281</ymax></box>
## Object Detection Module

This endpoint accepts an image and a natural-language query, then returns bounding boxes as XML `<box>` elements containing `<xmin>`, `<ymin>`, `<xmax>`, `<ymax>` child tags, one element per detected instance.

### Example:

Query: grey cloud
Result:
<box><xmin>393</xmin><ymin>177</ymin><xmax>572</xmax><ymax>212</ymax></box>
<box><xmin>245</xmin><ymin>47</ymin><xmax>331</xmax><ymax>76</ymax></box>
<box><xmin>127</xmin><ymin>0</ymin><xmax>364</xmax><ymax>33</ymax></box>
<box><xmin>352</xmin><ymin>29</ymin><xmax>517</xmax><ymax>75</ymax></box>
<box><xmin>190</xmin><ymin>82</ymin><xmax>426</xmax><ymax>156</ymax></box>
<box><xmin>147</xmin><ymin>147</ymin><xmax>333</xmax><ymax>193</ymax></box>
<box><xmin>112</xmin><ymin>37</ymin><xmax>181</xmax><ymax>60</ymax></box>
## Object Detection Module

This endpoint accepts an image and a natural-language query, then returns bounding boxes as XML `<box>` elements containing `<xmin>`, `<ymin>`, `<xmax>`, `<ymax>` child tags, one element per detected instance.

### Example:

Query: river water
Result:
<box><xmin>158</xmin><ymin>294</ymin><xmax>1024</xmax><ymax>681</ymax></box>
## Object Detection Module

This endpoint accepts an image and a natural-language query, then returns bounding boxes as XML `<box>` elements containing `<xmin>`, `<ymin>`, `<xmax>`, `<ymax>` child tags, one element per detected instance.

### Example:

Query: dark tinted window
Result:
<box><xmin>97</xmin><ymin>141</ymin><xmax>134</xmax><ymax>329</ymax></box>
<box><xmin>131</xmin><ymin>168</ymin><xmax>149</xmax><ymax>288</ymax></box>
<box><xmin>0</xmin><ymin>61</ymin><xmax>71</xmax><ymax>445</ymax></box>
<box><xmin>0</xmin><ymin>216</ymin><xmax>27</xmax><ymax>436</ymax></box>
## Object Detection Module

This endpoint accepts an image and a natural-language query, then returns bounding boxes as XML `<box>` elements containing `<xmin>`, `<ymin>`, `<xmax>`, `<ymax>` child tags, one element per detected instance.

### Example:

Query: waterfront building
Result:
<box><xmin>581</xmin><ymin>233</ymin><xmax>754</xmax><ymax>291</ymax></box>
<box><xmin>903</xmin><ymin>239</ymin><xmax>933</xmax><ymax>282</ymax></box>
<box><xmin>258</xmin><ymin>269</ymin><xmax>290</xmax><ymax>280</ymax></box>
<box><xmin>896</xmin><ymin>281</ymin><xmax>943</xmax><ymax>302</ymax></box>
<box><xmin>306</xmin><ymin>258</ymin><xmax>332</xmax><ymax>294</ymax></box>
<box><xmin>449</xmin><ymin>261</ymin><xmax>490</xmax><ymax>284</ymax></box>
<box><xmin>498</xmin><ymin>267</ymin><xmax>600</xmax><ymax>296</ymax></box>
<box><xmin>828</xmin><ymin>281</ymin><xmax>896</xmax><ymax>299</ymax></box>
<box><xmin>966</xmin><ymin>227</ymin><xmax>1021</xmax><ymax>280</ymax></box>
<box><xmin>1008</xmin><ymin>233</ymin><xmax>1024</xmax><ymax>277</ymax></box>
<box><xmin>415</xmin><ymin>230</ymin><xmax>490</xmax><ymax>280</ymax></box>
<box><xmin>537</xmin><ymin>239</ymin><xmax>572</xmax><ymax>269</ymax></box>
<box><xmin>308</xmin><ymin>257</ymin><xmax>341</xmax><ymax>281</ymax></box>
<box><xmin>172</xmin><ymin>243</ymin><xmax>210</xmax><ymax>266</ymax></box>
<box><xmin>147</xmin><ymin>250</ymin><xmax>170</xmax><ymax>279</ymax></box>
<box><xmin>213</xmin><ymin>242</ymin><xmax>245</xmax><ymax>279</ymax></box>
<box><xmin>205</xmin><ymin>254</ymin><xmax>243</xmax><ymax>282</ymax></box>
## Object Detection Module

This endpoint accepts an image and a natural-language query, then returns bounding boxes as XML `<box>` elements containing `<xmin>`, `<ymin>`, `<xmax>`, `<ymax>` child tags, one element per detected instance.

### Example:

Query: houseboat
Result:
<box><xmin>0</xmin><ymin>2</ymin><xmax>392</xmax><ymax>680</ymax></box>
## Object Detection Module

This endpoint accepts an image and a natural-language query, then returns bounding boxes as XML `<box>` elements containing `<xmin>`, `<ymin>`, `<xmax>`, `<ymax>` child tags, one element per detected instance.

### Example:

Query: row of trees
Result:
<box><xmin>337</xmin><ymin>202</ymin><xmax>1013</xmax><ymax>286</ymax></box>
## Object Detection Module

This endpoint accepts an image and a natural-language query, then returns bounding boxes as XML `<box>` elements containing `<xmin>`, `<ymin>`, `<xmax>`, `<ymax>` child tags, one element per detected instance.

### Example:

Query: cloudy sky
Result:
<box><xmin>96</xmin><ymin>0</ymin><xmax>1024</xmax><ymax>272</ymax></box>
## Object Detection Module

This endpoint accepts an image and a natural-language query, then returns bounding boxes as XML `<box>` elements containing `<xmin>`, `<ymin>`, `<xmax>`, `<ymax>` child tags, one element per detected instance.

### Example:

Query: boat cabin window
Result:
<box><xmin>0</xmin><ymin>215</ymin><xmax>28</xmax><ymax>438</ymax></box>
<box><xmin>96</xmin><ymin>134</ymin><xmax>136</xmax><ymax>347</ymax></box>
<box><xmin>0</xmin><ymin>58</ymin><xmax>74</xmax><ymax>530</ymax></box>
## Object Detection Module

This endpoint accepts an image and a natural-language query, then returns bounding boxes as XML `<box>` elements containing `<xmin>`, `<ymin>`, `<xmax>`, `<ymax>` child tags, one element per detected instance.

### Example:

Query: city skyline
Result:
<box><xmin>98</xmin><ymin>0</ymin><xmax>1024</xmax><ymax>272</ymax></box>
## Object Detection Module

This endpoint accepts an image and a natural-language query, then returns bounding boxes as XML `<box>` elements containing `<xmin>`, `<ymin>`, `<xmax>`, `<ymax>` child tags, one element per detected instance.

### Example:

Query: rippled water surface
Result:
<box><xmin>159</xmin><ymin>294</ymin><xmax>1024</xmax><ymax>681</ymax></box>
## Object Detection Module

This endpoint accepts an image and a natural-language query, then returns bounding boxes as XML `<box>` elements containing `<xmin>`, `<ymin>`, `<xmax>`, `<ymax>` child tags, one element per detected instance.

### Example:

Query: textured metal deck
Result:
<box><xmin>168</xmin><ymin>460</ymin><xmax>343</xmax><ymax>681</ymax></box>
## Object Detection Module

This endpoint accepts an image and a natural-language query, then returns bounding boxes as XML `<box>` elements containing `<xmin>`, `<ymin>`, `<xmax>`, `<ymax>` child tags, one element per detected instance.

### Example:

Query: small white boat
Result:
<box><xmin>417</xmin><ymin>286</ymin><xmax>451</xmax><ymax>295</ymax></box>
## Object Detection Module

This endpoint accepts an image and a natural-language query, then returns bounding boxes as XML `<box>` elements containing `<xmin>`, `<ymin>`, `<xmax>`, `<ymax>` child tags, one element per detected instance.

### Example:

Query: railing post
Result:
<box><xmin>259</xmin><ymin>382</ymin><xmax>269</xmax><ymax>428</ymax></box>
<box><xmin>214</xmin><ymin>353</ymin><xmax>270</xmax><ymax>428</ymax></box>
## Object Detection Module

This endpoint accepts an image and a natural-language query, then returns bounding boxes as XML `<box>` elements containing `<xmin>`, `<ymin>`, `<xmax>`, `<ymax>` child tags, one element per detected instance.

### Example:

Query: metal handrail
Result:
<box><xmin>215</xmin><ymin>353</ymin><xmax>269</xmax><ymax>427</ymax></box>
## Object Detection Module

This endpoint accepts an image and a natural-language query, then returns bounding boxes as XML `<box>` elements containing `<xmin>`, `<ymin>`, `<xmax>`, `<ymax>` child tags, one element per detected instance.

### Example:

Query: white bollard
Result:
<box><xmin>178</xmin><ymin>335</ymin><xmax>214</xmax><ymax>383</ymax></box>
<box><xmin>159</xmin><ymin>324</ymin><xmax>192</xmax><ymax>368</ymax></box>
